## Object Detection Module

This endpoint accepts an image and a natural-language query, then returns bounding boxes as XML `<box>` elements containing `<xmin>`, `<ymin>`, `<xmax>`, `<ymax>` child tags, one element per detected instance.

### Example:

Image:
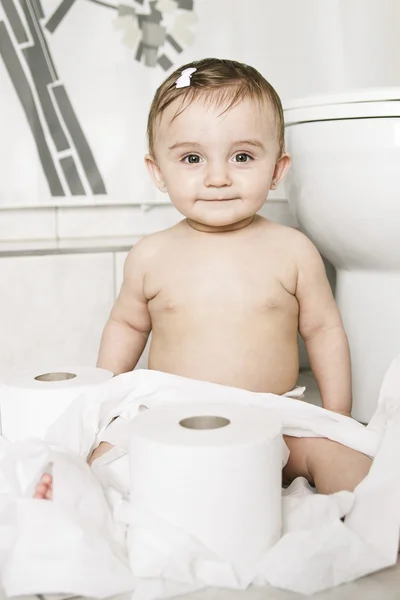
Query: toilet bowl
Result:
<box><xmin>284</xmin><ymin>88</ymin><xmax>400</xmax><ymax>423</ymax></box>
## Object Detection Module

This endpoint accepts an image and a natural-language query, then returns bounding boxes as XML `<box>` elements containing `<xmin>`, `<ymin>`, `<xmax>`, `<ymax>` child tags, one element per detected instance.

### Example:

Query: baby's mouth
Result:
<box><xmin>199</xmin><ymin>198</ymin><xmax>236</xmax><ymax>202</ymax></box>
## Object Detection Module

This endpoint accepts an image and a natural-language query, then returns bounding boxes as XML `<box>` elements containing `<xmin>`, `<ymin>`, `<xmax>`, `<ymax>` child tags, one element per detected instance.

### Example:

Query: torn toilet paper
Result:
<box><xmin>0</xmin><ymin>356</ymin><xmax>399</xmax><ymax>598</ymax></box>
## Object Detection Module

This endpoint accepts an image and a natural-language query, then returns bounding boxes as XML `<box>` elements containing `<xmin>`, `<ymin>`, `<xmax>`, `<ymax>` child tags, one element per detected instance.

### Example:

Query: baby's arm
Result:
<box><xmin>97</xmin><ymin>241</ymin><xmax>151</xmax><ymax>375</ymax></box>
<box><xmin>294</xmin><ymin>233</ymin><xmax>352</xmax><ymax>416</ymax></box>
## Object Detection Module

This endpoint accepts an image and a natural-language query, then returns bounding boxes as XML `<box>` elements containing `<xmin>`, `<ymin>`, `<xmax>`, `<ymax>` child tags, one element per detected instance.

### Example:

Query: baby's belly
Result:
<box><xmin>147</xmin><ymin>323</ymin><xmax>299</xmax><ymax>395</ymax></box>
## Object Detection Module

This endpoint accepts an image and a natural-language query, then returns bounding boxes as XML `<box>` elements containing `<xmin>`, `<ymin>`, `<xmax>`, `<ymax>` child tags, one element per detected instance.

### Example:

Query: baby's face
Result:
<box><xmin>146</xmin><ymin>96</ymin><xmax>289</xmax><ymax>231</ymax></box>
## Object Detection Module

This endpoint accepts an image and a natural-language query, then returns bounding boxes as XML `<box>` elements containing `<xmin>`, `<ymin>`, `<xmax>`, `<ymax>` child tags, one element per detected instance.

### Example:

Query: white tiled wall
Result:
<box><xmin>0</xmin><ymin>208</ymin><xmax>57</xmax><ymax>252</ymax></box>
<box><xmin>0</xmin><ymin>197</ymin><xmax>333</xmax><ymax>372</ymax></box>
<box><xmin>56</xmin><ymin>204</ymin><xmax>184</xmax><ymax>242</ymax></box>
<box><xmin>115</xmin><ymin>251</ymin><xmax>127</xmax><ymax>297</ymax></box>
<box><xmin>0</xmin><ymin>253</ymin><xmax>114</xmax><ymax>372</ymax></box>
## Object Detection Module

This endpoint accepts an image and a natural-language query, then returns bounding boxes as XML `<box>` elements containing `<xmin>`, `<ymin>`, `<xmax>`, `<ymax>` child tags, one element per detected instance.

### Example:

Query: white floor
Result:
<box><xmin>8</xmin><ymin>560</ymin><xmax>400</xmax><ymax>600</ymax></box>
<box><xmin>175</xmin><ymin>561</ymin><xmax>400</xmax><ymax>599</ymax></box>
<box><xmin>5</xmin><ymin>371</ymin><xmax>400</xmax><ymax>600</ymax></box>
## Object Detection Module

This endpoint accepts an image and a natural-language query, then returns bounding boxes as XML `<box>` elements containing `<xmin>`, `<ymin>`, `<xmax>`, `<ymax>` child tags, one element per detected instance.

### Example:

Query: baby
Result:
<box><xmin>35</xmin><ymin>58</ymin><xmax>372</xmax><ymax>500</ymax></box>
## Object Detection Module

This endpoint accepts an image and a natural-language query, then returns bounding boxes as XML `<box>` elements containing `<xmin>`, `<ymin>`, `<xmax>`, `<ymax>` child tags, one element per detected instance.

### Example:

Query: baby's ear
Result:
<box><xmin>145</xmin><ymin>154</ymin><xmax>167</xmax><ymax>192</ymax></box>
<box><xmin>270</xmin><ymin>152</ymin><xmax>291</xmax><ymax>190</ymax></box>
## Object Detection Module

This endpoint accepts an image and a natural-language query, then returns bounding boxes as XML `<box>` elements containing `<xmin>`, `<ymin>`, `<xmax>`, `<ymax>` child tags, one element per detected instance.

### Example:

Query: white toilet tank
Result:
<box><xmin>284</xmin><ymin>88</ymin><xmax>400</xmax><ymax>124</ymax></box>
<box><xmin>283</xmin><ymin>88</ymin><xmax>400</xmax><ymax>269</ymax></box>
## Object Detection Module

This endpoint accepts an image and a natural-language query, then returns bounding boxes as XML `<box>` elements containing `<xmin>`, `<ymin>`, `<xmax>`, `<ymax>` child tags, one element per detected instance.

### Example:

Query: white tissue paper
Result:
<box><xmin>0</xmin><ymin>355</ymin><xmax>400</xmax><ymax>598</ymax></box>
<box><xmin>0</xmin><ymin>365</ymin><xmax>113</xmax><ymax>442</ymax></box>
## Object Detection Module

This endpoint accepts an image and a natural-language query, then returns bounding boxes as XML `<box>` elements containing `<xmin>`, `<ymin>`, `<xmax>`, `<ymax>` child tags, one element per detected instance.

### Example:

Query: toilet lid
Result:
<box><xmin>284</xmin><ymin>87</ymin><xmax>400</xmax><ymax>125</ymax></box>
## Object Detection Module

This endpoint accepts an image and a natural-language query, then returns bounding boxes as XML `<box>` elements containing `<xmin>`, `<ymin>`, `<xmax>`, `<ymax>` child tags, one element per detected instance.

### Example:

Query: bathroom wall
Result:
<box><xmin>0</xmin><ymin>0</ymin><xmax>394</xmax><ymax>373</ymax></box>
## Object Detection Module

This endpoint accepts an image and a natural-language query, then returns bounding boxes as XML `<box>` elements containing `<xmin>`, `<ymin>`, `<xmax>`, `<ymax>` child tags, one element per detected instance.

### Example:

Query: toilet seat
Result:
<box><xmin>284</xmin><ymin>88</ymin><xmax>400</xmax><ymax>125</ymax></box>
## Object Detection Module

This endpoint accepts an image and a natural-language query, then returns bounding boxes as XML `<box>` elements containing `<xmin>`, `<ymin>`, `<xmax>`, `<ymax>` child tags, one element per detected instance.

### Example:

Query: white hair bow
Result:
<box><xmin>175</xmin><ymin>67</ymin><xmax>197</xmax><ymax>88</ymax></box>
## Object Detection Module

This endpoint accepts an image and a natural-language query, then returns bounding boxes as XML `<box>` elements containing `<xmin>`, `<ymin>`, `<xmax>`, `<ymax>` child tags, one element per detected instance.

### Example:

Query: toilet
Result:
<box><xmin>283</xmin><ymin>88</ymin><xmax>400</xmax><ymax>423</ymax></box>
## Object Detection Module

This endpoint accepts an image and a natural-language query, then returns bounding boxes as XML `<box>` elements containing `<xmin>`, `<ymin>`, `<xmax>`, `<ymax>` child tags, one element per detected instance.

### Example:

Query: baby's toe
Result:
<box><xmin>41</xmin><ymin>473</ymin><xmax>52</xmax><ymax>485</ymax></box>
<box><xmin>33</xmin><ymin>482</ymin><xmax>48</xmax><ymax>499</ymax></box>
<box><xmin>33</xmin><ymin>473</ymin><xmax>53</xmax><ymax>500</ymax></box>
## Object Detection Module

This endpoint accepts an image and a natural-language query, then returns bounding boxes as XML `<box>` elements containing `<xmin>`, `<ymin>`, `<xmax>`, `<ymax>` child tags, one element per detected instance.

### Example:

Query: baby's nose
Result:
<box><xmin>204</xmin><ymin>162</ymin><xmax>232</xmax><ymax>187</ymax></box>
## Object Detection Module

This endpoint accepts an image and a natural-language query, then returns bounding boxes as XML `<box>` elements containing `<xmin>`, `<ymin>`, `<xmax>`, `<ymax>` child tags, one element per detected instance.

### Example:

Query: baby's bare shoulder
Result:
<box><xmin>124</xmin><ymin>222</ymin><xmax>184</xmax><ymax>270</ymax></box>
<box><xmin>257</xmin><ymin>218</ymin><xmax>313</xmax><ymax>253</ymax></box>
<box><xmin>280</xmin><ymin>227</ymin><xmax>320</xmax><ymax>262</ymax></box>
<box><xmin>272</xmin><ymin>226</ymin><xmax>327</xmax><ymax>289</ymax></box>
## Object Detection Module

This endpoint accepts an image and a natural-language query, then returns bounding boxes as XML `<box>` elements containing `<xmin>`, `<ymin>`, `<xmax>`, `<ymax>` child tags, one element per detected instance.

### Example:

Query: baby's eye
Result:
<box><xmin>233</xmin><ymin>153</ymin><xmax>252</xmax><ymax>163</ymax></box>
<box><xmin>183</xmin><ymin>154</ymin><xmax>202</xmax><ymax>164</ymax></box>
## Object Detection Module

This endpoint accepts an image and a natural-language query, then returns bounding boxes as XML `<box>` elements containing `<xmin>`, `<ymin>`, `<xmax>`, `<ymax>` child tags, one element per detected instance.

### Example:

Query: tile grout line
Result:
<box><xmin>55</xmin><ymin>206</ymin><xmax>59</xmax><ymax>248</ymax></box>
<box><xmin>113</xmin><ymin>250</ymin><xmax>117</xmax><ymax>300</ymax></box>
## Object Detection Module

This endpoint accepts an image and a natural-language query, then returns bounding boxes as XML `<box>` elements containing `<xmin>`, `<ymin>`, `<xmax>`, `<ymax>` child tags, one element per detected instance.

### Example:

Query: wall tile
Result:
<box><xmin>0</xmin><ymin>253</ymin><xmax>114</xmax><ymax>372</ymax></box>
<box><xmin>0</xmin><ymin>240</ymin><xmax>58</xmax><ymax>253</ymax></box>
<box><xmin>114</xmin><ymin>251</ymin><xmax>129</xmax><ymax>299</ymax></box>
<box><xmin>0</xmin><ymin>208</ymin><xmax>57</xmax><ymax>242</ymax></box>
<box><xmin>58</xmin><ymin>236</ymin><xmax>137</xmax><ymax>251</ymax></box>
<box><xmin>56</xmin><ymin>204</ymin><xmax>183</xmax><ymax>240</ymax></box>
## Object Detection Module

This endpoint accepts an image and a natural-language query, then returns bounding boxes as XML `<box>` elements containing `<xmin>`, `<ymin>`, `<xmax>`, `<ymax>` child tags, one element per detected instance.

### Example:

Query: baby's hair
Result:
<box><xmin>147</xmin><ymin>57</ymin><xmax>285</xmax><ymax>158</ymax></box>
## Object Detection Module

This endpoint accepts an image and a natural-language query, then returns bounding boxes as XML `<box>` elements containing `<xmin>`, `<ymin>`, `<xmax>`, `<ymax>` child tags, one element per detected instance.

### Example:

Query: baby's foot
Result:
<box><xmin>32</xmin><ymin>442</ymin><xmax>114</xmax><ymax>500</ymax></box>
<box><xmin>33</xmin><ymin>473</ymin><xmax>53</xmax><ymax>500</ymax></box>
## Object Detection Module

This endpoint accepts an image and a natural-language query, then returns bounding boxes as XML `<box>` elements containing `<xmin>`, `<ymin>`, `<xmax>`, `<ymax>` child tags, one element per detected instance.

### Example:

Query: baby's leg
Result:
<box><xmin>33</xmin><ymin>441</ymin><xmax>115</xmax><ymax>500</ymax></box>
<box><xmin>283</xmin><ymin>435</ymin><xmax>372</xmax><ymax>494</ymax></box>
<box><xmin>87</xmin><ymin>441</ymin><xmax>115</xmax><ymax>465</ymax></box>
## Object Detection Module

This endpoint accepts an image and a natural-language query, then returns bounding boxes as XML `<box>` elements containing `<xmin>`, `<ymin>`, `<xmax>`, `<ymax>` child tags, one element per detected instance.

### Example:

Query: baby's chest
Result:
<box><xmin>147</xmin><ymin>263</ymin><xmax>295</xmax><ymax>316</ymax></box>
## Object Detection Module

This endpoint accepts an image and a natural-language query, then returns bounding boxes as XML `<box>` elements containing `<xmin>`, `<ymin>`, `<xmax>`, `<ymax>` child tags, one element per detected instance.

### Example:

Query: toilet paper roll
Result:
<box><xmin>128</xmin><ymin>402</ymin><xmax>282</xmax><ymax>574</ymax></box>
<box><xmin>0</xmin><ymin>366</ymin><xmax>113</xmax><ymax>442</ymax></box>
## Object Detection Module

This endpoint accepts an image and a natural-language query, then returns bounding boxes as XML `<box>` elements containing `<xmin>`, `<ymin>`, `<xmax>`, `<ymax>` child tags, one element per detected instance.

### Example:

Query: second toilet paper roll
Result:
<box><xmin>128</xmin><ymin>402</ymin><xmax>283</xmax><ymax>575</ymax></box>
<box><xmin>0</xmin><ymin>366</ymin><xmax>113</xmax><ymax>442</ymax></box>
